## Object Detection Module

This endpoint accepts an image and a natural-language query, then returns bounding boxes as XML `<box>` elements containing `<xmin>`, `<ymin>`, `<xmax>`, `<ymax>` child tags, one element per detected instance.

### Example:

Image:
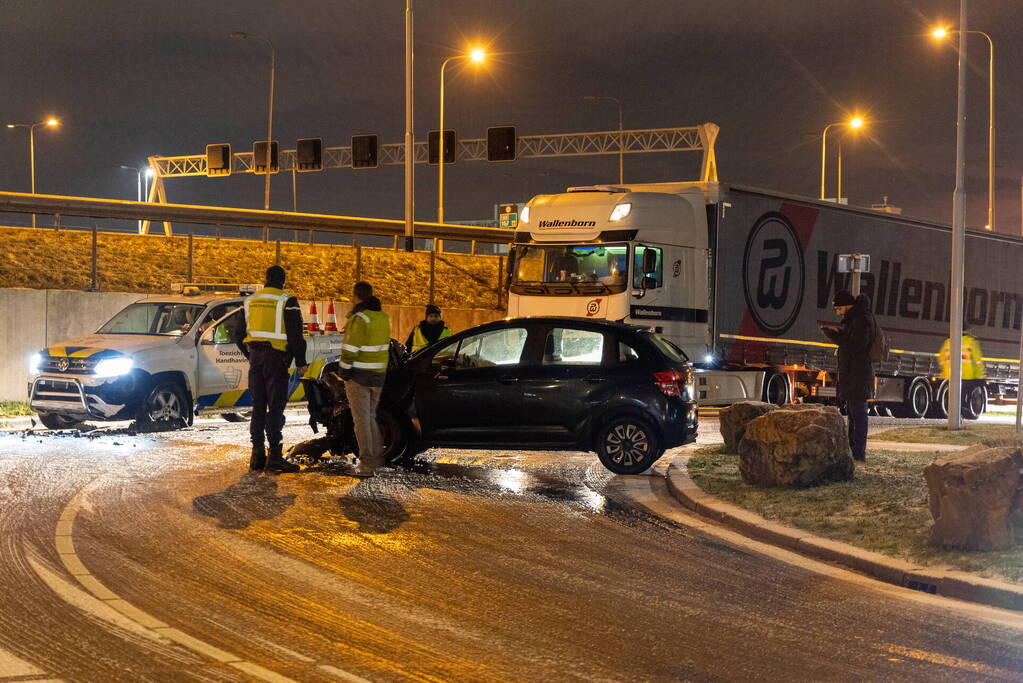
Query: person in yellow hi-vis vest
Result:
<box><xmin>239</xmin><ymin>266</ymin><xmax>307</xmax><ymax>473</ymax></box>
<box><xmin>939</xmin><ymin>326</ymin><xmax>986</xmax><ymax>381</ymax></box>
<box><xmin>404</xmin><ymin>304</ymin><xmax>452</xmax><ymax>353</ymax></box>
<box><xmin>339</xmin><ymin>281</ymin><xmax>391</xmax><ymax>478</ymax></box>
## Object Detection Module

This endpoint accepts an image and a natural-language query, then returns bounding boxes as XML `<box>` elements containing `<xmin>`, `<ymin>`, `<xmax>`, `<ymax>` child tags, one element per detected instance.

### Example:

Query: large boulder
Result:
<box><xmin>719</xmin><ymin>401</ymin><xmax>777</xmax><ymax>454</ymax></box>
<box><xmin>738</xmin><ymin>404</ymin><xmax>855</xmax><ymax>487</ymax></box>
<box><xmin>924</xmin><ymin>445</ymin><xmax>1023</xmax><ymax>551</ymax></box>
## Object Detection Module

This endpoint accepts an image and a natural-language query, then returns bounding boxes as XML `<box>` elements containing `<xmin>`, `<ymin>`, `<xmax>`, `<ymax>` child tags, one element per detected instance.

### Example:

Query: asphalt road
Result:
<box><xmin>1</xmin><ymin>414</ymin><xmax>1022</xmax><ymax>682</ymax></box>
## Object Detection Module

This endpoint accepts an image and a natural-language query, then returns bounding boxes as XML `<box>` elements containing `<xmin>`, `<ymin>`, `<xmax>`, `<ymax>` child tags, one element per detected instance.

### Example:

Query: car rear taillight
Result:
<box><xmin>653</xmin><ymin>370</ymin><xmax>685</xmax><ymax>397</ymax></box>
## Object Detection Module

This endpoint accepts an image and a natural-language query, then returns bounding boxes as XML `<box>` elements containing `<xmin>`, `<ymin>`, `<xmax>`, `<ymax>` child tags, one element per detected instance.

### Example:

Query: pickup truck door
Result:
<box><xmin>196</xmin><ymin>306</ymin><xmax>250</xmax><ymax>408</ymax></box>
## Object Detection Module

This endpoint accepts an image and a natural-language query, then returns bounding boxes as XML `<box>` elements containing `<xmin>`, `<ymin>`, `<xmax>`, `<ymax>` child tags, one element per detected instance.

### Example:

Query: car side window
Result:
<box><xmin>618</xmin><ymin>340</ymin><xmax>641</xmax><ymax>364</ymax></box>
<box><xmin>430</xmin><ymin>338</ymin><xmax>460</xmax><ymax>369</ymax></box>
<box><xmin>212</xmin><ymin>308</ymin><xmax>244</xmax><ymax>345</ymax></box>
<box><xmin>446</xmin><ymin>328</ymin><xmax>528</xmax><ymax>369</ymax></box>
<box><xmin>543</xmin><ymin>327</ymin><xmax>605</xmax><ymax>366</ymax></box>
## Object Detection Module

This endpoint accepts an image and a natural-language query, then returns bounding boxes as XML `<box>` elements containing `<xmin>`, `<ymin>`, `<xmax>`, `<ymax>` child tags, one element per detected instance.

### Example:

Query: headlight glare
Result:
<box><xmin>94</xmin><ymin>357</ymin><xmax>134</xmax><ymax>378</ymax></box>
<box><xmin>29</xmin><ymin>353</ymin><xmax>42</xmax><ymax>374</ymax></box>
<box><xmin>519</xmin><ymin>206</ymin><xmax>530</xmax><ymax>224</ymax></box>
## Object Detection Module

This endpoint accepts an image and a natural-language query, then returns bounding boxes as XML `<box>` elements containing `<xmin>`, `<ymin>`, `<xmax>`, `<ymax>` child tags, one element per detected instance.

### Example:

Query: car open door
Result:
<box><xmin>195</xmin><ymin>307</ymin><xmax>250</xmax><ymax>409</ymax></box>
<box><xmin>414</xmin><ymin>325</ymin><xmax>533</xmax><ymax>443</ymax></box>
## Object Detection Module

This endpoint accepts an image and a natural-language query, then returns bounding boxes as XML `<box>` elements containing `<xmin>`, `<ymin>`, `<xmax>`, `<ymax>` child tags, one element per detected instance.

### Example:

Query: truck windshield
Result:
<box><xmin>512</xmin><ymin>243</ymin><xmax>628</xmax><ymax>292</ymax></box>
<box><xmin>97</xmin><ymin>303</ymin><xmax>206</xmax><ymax>336</ymax></box>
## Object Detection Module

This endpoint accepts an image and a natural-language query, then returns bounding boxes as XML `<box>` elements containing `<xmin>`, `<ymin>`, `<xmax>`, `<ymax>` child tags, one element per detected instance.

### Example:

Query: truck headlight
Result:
<box><xmin>609</xmin><ymin>202</ymin><xmax>632</xmax><ymax>222</ymax></box>
<box><xmin>29</xmin><ymin>353</ymin><xmax>42</xmax><ymax>374</ymax></box>
<box><xmin>519</xmin><ymin>206</ymin><xmax>530</xmax><ymax>224</ymax></box>
<box><xmin>94</xmin><ymin>357</ymin><xmax>134</xmax><ymax>378</ymax></box>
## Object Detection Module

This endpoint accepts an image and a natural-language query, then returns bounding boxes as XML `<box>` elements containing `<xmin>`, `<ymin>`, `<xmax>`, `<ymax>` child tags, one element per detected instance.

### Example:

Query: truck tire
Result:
<box><xmin>595</xmin><ymin>416</ymin><xmax>662</xmax><ymax>475</ymax></box>
<box><xmin>136</xmin><ymin>381</ymin><xmax>189</xmax><ymax>432</ymax></box>
<box><xmin>762</xmin><ymin>371</ymin><xmax>790</xmax><ymax>406</ymax></box>
<box><xmin>892</xmin><ymin>377</ymin><xmax>930</xmax><ymax>419</ymax></box>
<box><xmin>926</xmin><ymin>381</ymin><xmax>949</xmax><ymax>419</ymax></box>
<box><xmin>962</xmin><ymin>383</ymin><xmax>987</xmax><ymax>420</ymax></box>
<box><xmin>37</xmin><ymin>412</ymin><xmax>81</xmax><ymax>430</ymax></box>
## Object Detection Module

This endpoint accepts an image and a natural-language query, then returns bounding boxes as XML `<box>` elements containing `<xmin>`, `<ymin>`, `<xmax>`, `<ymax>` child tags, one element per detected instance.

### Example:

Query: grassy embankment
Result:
<box><xmin>688</xmin><ymin>444</ymin><xmax>1023</xmax><ymax>584</ymax></box>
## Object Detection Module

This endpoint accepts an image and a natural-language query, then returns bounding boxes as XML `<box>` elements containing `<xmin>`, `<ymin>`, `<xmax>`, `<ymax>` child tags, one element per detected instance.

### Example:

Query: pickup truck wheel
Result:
<box><xmin>596</xmin><ymin>417</ymin><xmax>662</xmax><ymax>475</ymax></box>
<box><xmin>37</xmin><ymin>412</ymin><xmax>80</xmax><ymax>430</ymax></box>
<box><xmin>136</xmin><ymin>381</ymin><xmax>188</xmax><ymax>431</ymax></box>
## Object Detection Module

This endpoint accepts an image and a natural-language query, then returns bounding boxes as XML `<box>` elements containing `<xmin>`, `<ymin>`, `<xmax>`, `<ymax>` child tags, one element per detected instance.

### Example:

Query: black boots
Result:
<box><xmin>249</xmin><ymin>447</ymin><xmax>267</xmax><ymax>471</ymax></box>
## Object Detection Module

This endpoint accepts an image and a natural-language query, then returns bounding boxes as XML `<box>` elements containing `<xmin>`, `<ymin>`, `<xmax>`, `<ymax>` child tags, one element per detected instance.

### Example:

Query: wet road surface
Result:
<box><xmin>1</xmin><ymin>416</ymin><xmax>1022</xmax><ymax>681</ymax></box>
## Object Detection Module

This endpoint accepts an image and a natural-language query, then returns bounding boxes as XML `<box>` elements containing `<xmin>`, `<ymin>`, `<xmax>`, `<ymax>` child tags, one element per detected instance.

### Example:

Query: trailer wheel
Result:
<box><xmin>927</xmin><ymin>380</ymin><xmax>949</xmax><ymax>419</ymax></box>
<box><xmin>892</xmin><ymin>377</ymin><xmax>931</xmax><ymax>419</ymax></box>
<box><xmin>762</xmin><ymin>371</ymin><xmax>790</xmax><ymax>406</ymax></box>
<box><xmin>962</xmin><ymin>383</ymin><xmax>988</xmax><ymax>420</ymax></box>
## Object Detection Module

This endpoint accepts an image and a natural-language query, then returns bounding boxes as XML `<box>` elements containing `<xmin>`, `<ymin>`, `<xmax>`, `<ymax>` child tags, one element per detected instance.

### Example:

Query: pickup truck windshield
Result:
<box><xmin>512</xmin><ymin>243</ymin><xmax>628</xmax><ymax>294</ymax></box>
<box><xmin>98</xmin><ymin>303</ymin><xmax>206</xmax><ymax>336</ymax></box>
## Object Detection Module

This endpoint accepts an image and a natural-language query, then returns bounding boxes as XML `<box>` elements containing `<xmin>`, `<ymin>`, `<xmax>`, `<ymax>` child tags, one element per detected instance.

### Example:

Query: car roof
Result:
<box><xmin>134</xmin><ymin>294</ymin><xmax>242</xmax><ymax>305</ymax></box>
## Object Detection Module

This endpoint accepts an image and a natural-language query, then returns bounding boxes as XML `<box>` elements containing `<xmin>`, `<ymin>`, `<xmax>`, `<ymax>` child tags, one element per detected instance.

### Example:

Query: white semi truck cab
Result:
<box><xmin>27</xmin><ymin>285</ymin><xmax>342</xmax><ymax>429</ymax></box>
<box><xmin>509</xmin><ymin>182</ymin><xmax>714</xmax><ymax>360</ymax></box>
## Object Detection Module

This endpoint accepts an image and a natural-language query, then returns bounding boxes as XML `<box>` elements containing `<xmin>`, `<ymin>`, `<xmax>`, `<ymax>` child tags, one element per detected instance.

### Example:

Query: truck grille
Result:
<box><xmin>39</xmin><ymin>357</ymin><xmax>96</xmax><ymax>374</ymax></box>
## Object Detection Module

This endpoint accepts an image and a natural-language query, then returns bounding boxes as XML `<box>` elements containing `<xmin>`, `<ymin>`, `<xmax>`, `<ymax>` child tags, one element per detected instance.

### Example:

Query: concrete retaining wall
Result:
<box><xmin>2</xmin><ymin>288</ymin><xmax>503</xmax><ymax>401</ymax></box>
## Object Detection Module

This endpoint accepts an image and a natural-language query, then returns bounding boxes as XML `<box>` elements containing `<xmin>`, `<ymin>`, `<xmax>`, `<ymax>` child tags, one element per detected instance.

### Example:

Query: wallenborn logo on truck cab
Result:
<box><xmin>538</xmin><ymin>219</ymin><xmax>597</xmax><ymax>228</ymax></box>
<box><xmin>742</xmin><ymin>212</ymin><xmax>805</xmax><ymax>335</ymax></box>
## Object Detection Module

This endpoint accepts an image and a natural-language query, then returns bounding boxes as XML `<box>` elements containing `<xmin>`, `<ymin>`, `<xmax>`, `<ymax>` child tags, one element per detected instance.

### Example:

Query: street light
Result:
<box><xmin>437</xmin><ymin>47</ymin><xmax>486</xmax><ymax>223</ymax></box>
<box><xmin>5</xmin><ymin>117</ymin><xmax>59</xmax><ymax>227</ymax></box>
<box><xmin>820</xmin><ymin>116</ymin><xmax>865</xmax><ymax>201</ymax></box>
<box><xmin>119</xmin><ymin>165</ymin><xmax>154</xmax><ymax>233</ymax></box>
<box><xmin>932</xmin><ymin>26</ymin><xmax>995</xmax><ymax>231</ymax></box>
<box><xmin>231</xmin><ymin>31</ymin><xmax>276</xmax><ymax>238</ymax></box>
<box><xmin>584</xmin><ymin>95</ymin><xmax>624</xmax><ymax>184</ymax></box>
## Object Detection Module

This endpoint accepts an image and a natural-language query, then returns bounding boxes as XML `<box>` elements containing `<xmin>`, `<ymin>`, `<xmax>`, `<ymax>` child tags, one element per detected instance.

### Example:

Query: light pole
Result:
<box><xmin>232</xmin><ymin>31</ymin><xmax>275</xmax><ymax>239</ymax></box>
<box><xmin>404</xmin><ymin>0</ymin><xmax>415</xmax><ymax>251</ymax></box>
<box><xmin>584</xmin><ymin>95</ymin><xmax>624</xmax><ymax>184</ymax></box>
<box><xmin>438</xmin><ymin>47</ymin><xmax>485</xmax><ymax>223</ymax></box>
<box><xmin>119</xmin><ymin>165</ymin><xmax>154</xmax><ymax>233</ymax></box>
<box><xmin>6</xmin><ymin>118</ymin><xmax>59</xmax><ymax>228</ymax></box>
<box><xmin>820</xmin><ymin>116</ymin><xmax>863</xmax><ymax>201</ymax></box>
<box><xmin>932</xmin><ymin>27</ymin><xmax>994</xmax><ymax>231</ymax></box>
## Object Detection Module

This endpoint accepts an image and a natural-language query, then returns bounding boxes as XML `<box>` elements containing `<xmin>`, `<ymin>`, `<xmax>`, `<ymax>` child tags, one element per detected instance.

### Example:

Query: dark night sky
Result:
<box><xmin>2</xmin><ymin>0</ymin><xmax>1022</xmax><ymax>234</ymax></box>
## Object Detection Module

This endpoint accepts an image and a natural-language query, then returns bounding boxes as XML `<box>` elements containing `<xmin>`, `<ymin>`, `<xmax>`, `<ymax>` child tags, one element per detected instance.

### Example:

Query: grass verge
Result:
<box><xmin>688</xmin><ymin>446</ymin><xmax>1023</xmax><ymax>585</ymax></box>
<box><xmin>871</xmin><ymin>424</ymin><xmax>1019</xmax><ymax>446</ymax></box>
<box><xmin>0</xmin><ymin>401</ymin><xmax>33</xmax><ymax>417</ymax></box>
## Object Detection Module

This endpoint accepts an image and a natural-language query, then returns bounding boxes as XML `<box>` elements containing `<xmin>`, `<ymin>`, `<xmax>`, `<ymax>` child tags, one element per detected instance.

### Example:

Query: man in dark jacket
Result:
<box><xmin>236</xmin><ymin>265</ymin><xmax>307</xmax><ymax>473</ymax></box>
<box><xmin>404</xmin><ymin>304</ymin><xmax>452</xmax><ymax>353</ymax></box>
<box><xmin>821</xmin><ymin>290</ymin><xmax>875</xmax><ymax>461</ymax></box>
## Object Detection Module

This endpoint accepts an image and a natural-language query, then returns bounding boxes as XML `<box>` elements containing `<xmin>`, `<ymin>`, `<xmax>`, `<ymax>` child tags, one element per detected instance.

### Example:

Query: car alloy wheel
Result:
<box><xmin>147</xmin><ymin>388</ymin><xmax>183</xmax><ymax>421</ymax></box>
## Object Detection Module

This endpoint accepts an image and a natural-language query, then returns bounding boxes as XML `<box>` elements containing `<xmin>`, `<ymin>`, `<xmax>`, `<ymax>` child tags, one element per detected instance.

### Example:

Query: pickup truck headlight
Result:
<box><xmin>29</xmin><ymin>353</ymin><xmax>42</xmax><ymax>374</ymax></box>
<box><xmin>94</xmin><ymin>357</ymin><xmax>134</xmax><ymax>379</ymax></box>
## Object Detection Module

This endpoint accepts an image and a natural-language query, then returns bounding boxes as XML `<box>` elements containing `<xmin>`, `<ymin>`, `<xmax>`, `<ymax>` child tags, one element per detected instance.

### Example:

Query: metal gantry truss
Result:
<box><xmin>142</xmin><ymin>124</ymin><xmax>718</xmax><ymax>235</ymax></box>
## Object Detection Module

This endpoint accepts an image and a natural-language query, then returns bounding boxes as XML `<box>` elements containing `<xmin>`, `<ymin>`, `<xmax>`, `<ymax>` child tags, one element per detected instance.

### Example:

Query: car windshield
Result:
<box><xmin>513</xmin><ymin>243</ymin><xmax>628</xmax><ymax>288</ymax></box>
<box><xmin>97</xmin><ymin>303</ymin><xmax>206</xmax><ymax>336</ymax></box>
<box><xmin>643</xmin><ymin>331</ymin><xmax>690</xmax><ymax>363</ymax></box>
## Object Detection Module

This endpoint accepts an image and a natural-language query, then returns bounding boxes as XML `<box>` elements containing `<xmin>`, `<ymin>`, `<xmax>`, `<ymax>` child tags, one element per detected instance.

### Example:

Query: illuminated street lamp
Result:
<box><xmin>584</xmin><ymin>95</ymin><xmax>624</xmax><ymax>184</ymax></box>
<box><xmin>932</xmin><ymin>26</ymin><xmax>995</xmax><ymax>230</ymax></box>
<box><xmin>437</xmin><ymin>47</ymin><xmax>486</xmax><ymax>223</ymax></box>
<box><xmin>820</xmin><ymin>116</ymin><xmax>865</xmax><ymax>201</ymax></box>
<box><xmin>231</xmin><ymin>31</ymin><xmax>276</xmax><ymax>239</ymax></box>
<box><xmin>119</xmin><ymin>164</ymin><xmax>155</xmax><ymax>233</ymax></box>
<box><xmin>5</xmin><ymin>117</ymin><xmax>59</xmax><ymax>227</ymax></box>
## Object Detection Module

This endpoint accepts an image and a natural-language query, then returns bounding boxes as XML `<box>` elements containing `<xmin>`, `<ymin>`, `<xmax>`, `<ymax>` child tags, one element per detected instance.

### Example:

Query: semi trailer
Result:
<box><xmin>507</xmin><ymin>181</ymin><xmax>1023</xmax><ymax>419</ymax></box>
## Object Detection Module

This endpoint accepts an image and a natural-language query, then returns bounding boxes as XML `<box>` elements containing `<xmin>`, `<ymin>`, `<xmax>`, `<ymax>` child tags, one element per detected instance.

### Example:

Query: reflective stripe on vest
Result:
<box><xmin>243</xmin><ymin>287</ymin><xmax>291</xmax><ymax>351</ymax></box>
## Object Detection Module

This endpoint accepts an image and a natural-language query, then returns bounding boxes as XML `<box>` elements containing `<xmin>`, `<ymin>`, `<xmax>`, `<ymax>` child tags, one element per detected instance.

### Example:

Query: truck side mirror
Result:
<box><xmin>642</xmin><ymin>248</ymin><xmax>658</xmax><ymax>274</ymax></box>
<box><xmin>642</xmin><ymin>275</ymin><xmax>658</xmax><ymax>290</ymax></box>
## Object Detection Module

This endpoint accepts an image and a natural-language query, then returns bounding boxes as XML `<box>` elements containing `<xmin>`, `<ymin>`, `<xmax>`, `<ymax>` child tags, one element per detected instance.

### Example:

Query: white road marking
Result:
<box><xmin>0</xmin><ymin>645</ymin><xmax>45</xmax><ymax>677</ymax></box>
<box><xmin>318</xmin><ymin>663</ymin><xmax>373</xmax><ymax>682</ymax></box>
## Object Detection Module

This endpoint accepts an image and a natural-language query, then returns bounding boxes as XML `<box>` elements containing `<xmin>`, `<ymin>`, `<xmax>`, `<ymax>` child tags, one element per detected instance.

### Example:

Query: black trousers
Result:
<box><xmin>845</xmin><ymin>399</ymin><xmax>869</xmax><ymax>461</ymax></box>
<box><xmin>248</xmin><ymin>343</ymin><xmax>290</xmax><ymax>456</ymax></box>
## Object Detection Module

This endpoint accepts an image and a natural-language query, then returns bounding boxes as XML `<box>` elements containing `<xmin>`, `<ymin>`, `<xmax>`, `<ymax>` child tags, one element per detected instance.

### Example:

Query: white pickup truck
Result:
<box><xmin>27</xmin><ymin>285</ymin><xmax>341</xmax><ymax>429</ymax></box>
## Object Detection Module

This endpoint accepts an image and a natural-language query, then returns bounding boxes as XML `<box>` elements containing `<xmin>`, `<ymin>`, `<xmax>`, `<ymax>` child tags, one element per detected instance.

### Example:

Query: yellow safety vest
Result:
<box><xmin>411</xmin><ymin>325</ymin><xmax>452</xmax><ymax>352</ymax></box>
<box><xmin>340</xmin><ymin>309</ymin><xmax>391</xmax><ymax>373</ymax></box>
<box><xmin>939</xmin><ymin>334</ymin><xmax>986</xmax><ymax>380</ymax></box>
<box><xmin>243</xmin><ymin>286</ymin><xmax>291</xmax><ymax>352</ymax></box>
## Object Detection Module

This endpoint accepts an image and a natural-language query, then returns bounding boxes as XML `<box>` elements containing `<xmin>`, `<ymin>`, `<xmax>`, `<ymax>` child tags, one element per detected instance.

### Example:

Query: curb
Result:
<box><xmin>666</xmin><ymin>455</ymin><xmax>1023</xmax><ymax>613</ymax></box>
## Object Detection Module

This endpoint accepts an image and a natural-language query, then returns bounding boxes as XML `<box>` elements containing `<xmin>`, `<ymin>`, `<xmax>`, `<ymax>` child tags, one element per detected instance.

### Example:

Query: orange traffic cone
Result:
<box><xmin>307</xmin><ymin>300</ymin><xmax>321</xmax><ymax>334</ymax></box>
<box><xmin>324</xmin><ymin>298</ymin><xmax>338</xmax><ymax>333</ymax></box>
